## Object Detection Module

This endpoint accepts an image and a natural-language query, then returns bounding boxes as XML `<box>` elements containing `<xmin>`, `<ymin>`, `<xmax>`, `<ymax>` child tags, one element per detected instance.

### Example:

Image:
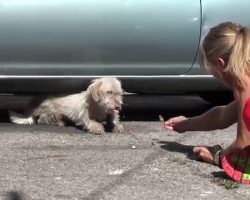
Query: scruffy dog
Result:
<box><xmin>9</xmin><ymin>77</ymin><xmax>124</xmax><ymax>134</ymax></box>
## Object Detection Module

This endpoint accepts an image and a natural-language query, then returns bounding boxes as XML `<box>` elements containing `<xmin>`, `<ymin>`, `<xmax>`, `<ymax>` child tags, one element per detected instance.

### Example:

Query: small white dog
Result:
<box><xmin>9</xmin><ymin>77</ymin><xmax>124</xmax><ymax>134</ymax></box>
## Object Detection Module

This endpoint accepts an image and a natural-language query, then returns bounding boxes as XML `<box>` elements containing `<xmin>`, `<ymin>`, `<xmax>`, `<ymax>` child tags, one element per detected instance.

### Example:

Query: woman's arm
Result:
<box><xmin>165</xmin><ymin>100</ymin><xmax>237</xmax><ymax>132</ymax></box>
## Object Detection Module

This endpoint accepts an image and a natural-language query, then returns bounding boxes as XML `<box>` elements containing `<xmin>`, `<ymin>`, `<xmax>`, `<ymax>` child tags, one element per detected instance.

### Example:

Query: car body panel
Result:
<box><xmin>201</xmin><ymin>0</ymin><xmax>250</xmax><ymax>36</ymax></box>
<box><xmin>189</xmin><ymin>0</ymin><xmax>250</xmax><ymax>76</ymax></box>
<box><xmin>0</xmin><ymin>0</ymin><xmax>200</xmax><ymax>78</ymax></box>
<box><xmin>0</xmin><ymin>0</ymin><xmax>249</xmax><ymax>94</ymax></box>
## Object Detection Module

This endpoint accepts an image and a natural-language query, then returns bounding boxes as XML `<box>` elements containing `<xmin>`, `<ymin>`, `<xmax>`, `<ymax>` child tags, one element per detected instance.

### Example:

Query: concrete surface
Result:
<box><xmin>0</xmin><ymin>95</ymin><xmax>248</xmax><ymax>200</ymax></box>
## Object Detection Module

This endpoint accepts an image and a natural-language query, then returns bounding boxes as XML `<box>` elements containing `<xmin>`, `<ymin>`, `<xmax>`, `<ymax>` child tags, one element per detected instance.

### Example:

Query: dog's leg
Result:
<box><xmin>79</xmin><ymin>112</ymin><xmax>105</xmax><ymax>135</ymax></box>
<box><xmin>107</xmin><ymin>112</ymin><xmax>123</xmax><ymax>133</ymax></box>
<box><xmin>36</xmin><ymin>112</ymin><xmax>65</xmax><ymax>127</ymax></box>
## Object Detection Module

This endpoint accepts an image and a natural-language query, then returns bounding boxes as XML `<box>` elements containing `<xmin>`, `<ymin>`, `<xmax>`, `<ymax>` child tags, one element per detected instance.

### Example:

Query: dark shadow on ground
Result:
<box><xmin>158</xmin><ymin>141</ymin><xmax>198</xmax><ymax>161</ymax></box>
<box><xmin>211</xmin><ymin>171</ymin><xmax>232</xmax><ymax>180</ymax></box>
<box><xmin>5</xmin><ymin>191</ymin><xmax>24</xmax><ymax>200</ymax></box>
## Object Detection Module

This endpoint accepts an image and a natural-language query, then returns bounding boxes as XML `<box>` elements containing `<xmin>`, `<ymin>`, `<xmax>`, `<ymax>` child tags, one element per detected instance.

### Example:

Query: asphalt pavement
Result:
<box><xmin>0</xmin><ymin>95</ymin><xmax>249</xmax><ymax>200</ymax></box>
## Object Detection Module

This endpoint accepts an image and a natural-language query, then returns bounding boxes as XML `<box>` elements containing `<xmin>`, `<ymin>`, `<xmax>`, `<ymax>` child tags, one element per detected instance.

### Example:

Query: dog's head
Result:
<box><xmin>88</xmin><ymin>77</ymin><xmax>123</xmax><ymax>114</ymax></box>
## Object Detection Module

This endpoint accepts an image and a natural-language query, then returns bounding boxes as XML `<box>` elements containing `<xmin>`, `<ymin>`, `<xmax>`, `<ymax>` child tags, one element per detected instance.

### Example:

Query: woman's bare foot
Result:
<box><xmin>193</xmin><ymin>145</ymin><xmax>222</xmax><ymax>165</ymax></box>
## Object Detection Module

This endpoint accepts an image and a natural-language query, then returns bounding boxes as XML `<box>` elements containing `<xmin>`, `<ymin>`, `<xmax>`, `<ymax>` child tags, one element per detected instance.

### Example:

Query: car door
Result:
<box><xmin>0</xmin><ymin>0</ymin><xmax>200</xmax><ymax>77</ymax></box>
<box><xmin>190</xmin><ymin>0</ymin><xmax>250</xmax><ymax>76</ymax></box>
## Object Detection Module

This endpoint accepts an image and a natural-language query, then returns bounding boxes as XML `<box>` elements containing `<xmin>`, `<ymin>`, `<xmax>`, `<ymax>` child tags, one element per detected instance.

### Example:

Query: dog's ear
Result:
<box><xmin>88</xmin><ymin>79</ymin><xmax>103</xmax><ymax>101</ymax></box>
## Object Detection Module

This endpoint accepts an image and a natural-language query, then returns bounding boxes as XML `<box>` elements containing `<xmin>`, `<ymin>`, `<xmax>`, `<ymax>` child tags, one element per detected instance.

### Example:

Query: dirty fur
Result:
<box><xmin>9</xmin><ymin>77</ymin><xmax>124</xmax><ymax>134</ymax></box>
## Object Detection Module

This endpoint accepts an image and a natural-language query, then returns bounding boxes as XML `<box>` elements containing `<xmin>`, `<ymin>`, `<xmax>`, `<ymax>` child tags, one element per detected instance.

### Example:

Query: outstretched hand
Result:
<box><xmin>163</xmin><ymin>116</ymin><xmax>188</xmax><ymax>133</ymax></box>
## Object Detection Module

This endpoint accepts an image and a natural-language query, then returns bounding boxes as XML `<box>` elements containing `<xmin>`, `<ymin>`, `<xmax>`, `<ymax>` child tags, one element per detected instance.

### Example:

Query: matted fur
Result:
<box><xmin>9</xmin><ymin>77</ymin><xmax>124</xmax><ymax>134</ymax></box>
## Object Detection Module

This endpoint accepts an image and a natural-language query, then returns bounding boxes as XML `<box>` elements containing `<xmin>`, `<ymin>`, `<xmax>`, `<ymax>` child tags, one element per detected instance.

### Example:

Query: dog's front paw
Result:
<box><xmin>88</xmin><ymin>122</ymin><xmax>105</xmax><ymax>135</ymax></box>
<box><xmin>114</xmin><ymin>124</ymin><xmax>124</xmax><ymax>133</ymax></box>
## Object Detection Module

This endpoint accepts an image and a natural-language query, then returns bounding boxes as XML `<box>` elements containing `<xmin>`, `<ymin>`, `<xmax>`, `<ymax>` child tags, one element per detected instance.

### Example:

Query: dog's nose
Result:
<box><xmin>115</xmin><ymin>103</ymin><xmax>121</xmax><ymax>111</ymax></box>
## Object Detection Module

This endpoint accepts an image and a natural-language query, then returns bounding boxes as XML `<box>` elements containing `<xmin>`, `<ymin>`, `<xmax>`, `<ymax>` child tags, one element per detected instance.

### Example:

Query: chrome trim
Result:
<box><xmin>0</xmin><ymin>75</ymin><xmax>214</xmax><ymax>79</ymax></box>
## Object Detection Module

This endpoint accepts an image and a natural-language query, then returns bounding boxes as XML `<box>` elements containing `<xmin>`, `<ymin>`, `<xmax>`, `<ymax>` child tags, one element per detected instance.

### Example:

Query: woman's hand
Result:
<box><xmin>164</xmin><ymin>116</ymin><xmax>188</xmax><ymax>133</ymax></box>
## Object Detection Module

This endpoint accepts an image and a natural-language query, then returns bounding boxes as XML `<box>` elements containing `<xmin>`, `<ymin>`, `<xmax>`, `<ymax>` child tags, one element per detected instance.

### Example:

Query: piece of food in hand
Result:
<box><xmin>159</xmin><ymin>115</ymin><xmax>164</xmax><ymax>123</ymax></box>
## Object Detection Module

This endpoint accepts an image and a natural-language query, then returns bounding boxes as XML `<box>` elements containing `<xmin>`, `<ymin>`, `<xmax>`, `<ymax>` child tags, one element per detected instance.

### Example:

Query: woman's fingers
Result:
<box><xmin>164</xmin><ymin>125</ymin><xmax>174</xmax><ymax>130</ymax></box>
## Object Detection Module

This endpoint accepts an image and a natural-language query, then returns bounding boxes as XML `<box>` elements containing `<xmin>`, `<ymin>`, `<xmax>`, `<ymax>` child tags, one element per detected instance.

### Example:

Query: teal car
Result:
<box><xmin>0</xmin><ymin>0</ymin><xmax>249</xmax><ymax>102</ymax></box>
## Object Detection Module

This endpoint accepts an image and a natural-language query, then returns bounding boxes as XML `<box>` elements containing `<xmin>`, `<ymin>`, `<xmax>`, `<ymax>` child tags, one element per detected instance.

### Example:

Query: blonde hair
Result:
<box><xmin>201</xmin><ymin>22</ymin><xmax>250</xmax><ymax>87</ymax></box>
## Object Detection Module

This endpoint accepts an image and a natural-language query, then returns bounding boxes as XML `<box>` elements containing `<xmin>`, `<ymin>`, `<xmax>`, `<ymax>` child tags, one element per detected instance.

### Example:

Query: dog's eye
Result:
<box><xmin>107</xmin><ymin>90</ymin><xmax>113</xmax><ymax>95</ymax></box>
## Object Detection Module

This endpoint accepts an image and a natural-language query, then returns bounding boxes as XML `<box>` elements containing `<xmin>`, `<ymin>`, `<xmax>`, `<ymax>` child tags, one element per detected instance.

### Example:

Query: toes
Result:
<box><xmin>193</xmin><ymin>146</ymin><xmax>214</xmax><ymax>164</ymax></box>
<box><xmin>193</xmin><ymin>146</ymin><xmax>203</xmax><ymax>153</ymax></box>
<box><xmin>114</xmin><ymin>124</ymin><xmax>124</xmax><ymax>133</ymax></box>
<box><xmin>88</xmin><ymin>123</ymin><xmax>105</xmax><ymax>135</ymax></box>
